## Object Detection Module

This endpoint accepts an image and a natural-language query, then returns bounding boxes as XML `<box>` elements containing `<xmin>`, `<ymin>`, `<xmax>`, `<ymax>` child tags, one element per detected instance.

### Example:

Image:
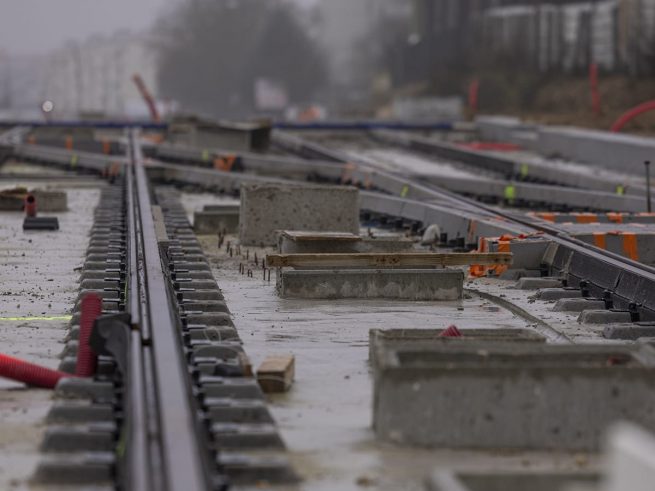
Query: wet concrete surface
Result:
<box><xmin>0</xmin><ymin>166</ymin><xmax>101</xmax><ymax>490</ymax></box>
<box><xmin>192</xmin><ymin>225</ymin><xmax>600</xmax><ymax>491</ymax></box>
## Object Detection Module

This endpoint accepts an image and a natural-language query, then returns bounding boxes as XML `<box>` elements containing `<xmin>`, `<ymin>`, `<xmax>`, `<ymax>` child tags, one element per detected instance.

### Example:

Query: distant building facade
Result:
<box><xmin>43</xmin><ymin>30</ymin><xmax>158</xmax><ymax>118</ymax></box>
<box><xmin>401</xmin><ymin>0</ymin><xmax>655</xmax><ymax>82</ymax></box>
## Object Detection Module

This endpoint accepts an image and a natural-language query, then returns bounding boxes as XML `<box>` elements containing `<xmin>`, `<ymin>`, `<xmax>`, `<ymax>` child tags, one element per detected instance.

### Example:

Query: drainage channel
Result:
<box><xmin>32</xmin><ymin>131</ymin><xmax>295</xmax><ymax>490</ymax></box>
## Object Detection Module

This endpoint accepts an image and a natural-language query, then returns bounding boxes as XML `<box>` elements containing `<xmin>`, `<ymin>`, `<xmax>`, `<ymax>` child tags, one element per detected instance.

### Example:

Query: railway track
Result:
<box><xmin>271</xmin><ymin>130</ymin><xmax>655</xmax><ymax>322</ymax></box>
<box><xmin>29</xmin><ymin>130</ymin><xmax>294</xmax><ymax>490</ymax></box>
<box><xmin>4</xmin><ymin>123</ymin><xmax>655</xmax><ymax>489</ymax></box>
<box><xmin>7</xmin><ymin>128</ymin><xmax>655</xmax><ymax>323</ymax></box>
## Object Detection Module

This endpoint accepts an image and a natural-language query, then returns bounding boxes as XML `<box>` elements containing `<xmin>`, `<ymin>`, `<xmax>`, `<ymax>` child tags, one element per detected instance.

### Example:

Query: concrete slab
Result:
<box><xmin>426</xmin><ymin>470</ymin><xmax>598</xmax><ymax>491</ymax></box>
<box><xmin>194</xmin><ymin>210</ymin><xmax>240</xmax><ymax>234</ymax></box>
<box><xmin>578</xmin><ymin>310</ymin><xmax>633</xmax><ymax>325</ymax></box>
<box><xmin>369</xmin><ymin>328</ymin><xmax>545</xmax><ymax>365</ymax></box>
<box><xmin>278</xmin><ymin>231</ymin><xmax>415</xmax><ymax>254</ymax></box>
<box><xmin>552</xmin><ymin>299</ymin><xmax>606</xmax><ymax>312</ymax></box>
<box><xmin>537</xmin><ymin>288</ymin><xmax>583</xmax><ymax>301</ymax></box>
<box><xmin>0</xmin><ymin>181</ymin><xmax>99</xmax><ymax>490</ymax></box>
<box><xmin>374</xmin><ymin>344</ymin><xmax>655</xmax><ymax>450</ymax></box>
<box><xmin>239</xmin><ymin>183</ymin><xmax>360</xmax><ymax>246</ymax></box>
<box><xmin>604</xmin><ymin>324</ymin><xmax>655</xmax><ymax>340</ymax></box>
<box><xmin>515</xmin><ymin>277</ymin><xmax>563</xmax><ymax>290</ymax></box>
<box><xmin>537</xmin><ymin>126</ymin><xmax>655</xmax><ymax>175</ymax></box>
<box><xmin>606</xmin><ymin>423</ymin><xmax>655</xmax><ymax>491</ymax></box>
<box><xmin>193</xmin><ymin>226</ymin><xmax>582</xmax><ymax>491</ymax></box>
<box><xmin>277</xmin><ymin>269</ymin><xmax>464</xmax><ymax>300</ymax></box>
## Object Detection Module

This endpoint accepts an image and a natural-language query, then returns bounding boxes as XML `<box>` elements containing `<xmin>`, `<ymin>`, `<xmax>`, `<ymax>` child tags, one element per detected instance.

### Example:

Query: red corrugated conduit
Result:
<box><xmin>0</xmin><ymin>353</ymin><xmax>72</xmax><ymax>389</ymax></box>
<box><xmin>76</xmin><ymin>293</ymin><xmax>103</xmax><ymax>377</ymax></box>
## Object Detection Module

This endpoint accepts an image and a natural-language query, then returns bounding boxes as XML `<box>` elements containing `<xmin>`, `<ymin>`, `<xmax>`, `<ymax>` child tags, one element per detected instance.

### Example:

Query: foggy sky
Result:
<box><xmin>0</xmin><ymin>0</ymin><xmax>318</xmax><ymax>56</ymax></box>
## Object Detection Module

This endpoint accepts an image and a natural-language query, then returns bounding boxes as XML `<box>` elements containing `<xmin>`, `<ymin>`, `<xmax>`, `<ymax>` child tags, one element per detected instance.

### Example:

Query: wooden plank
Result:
<box><xmin>281</xmin><ymin>231</ymin><xmax>361</xmax><ymax>242</ymax></box>
<box><xmin>265</xmin><ymin>252</ymin><xmax>513</xmax><ymax>269</ymax></box>
<box><xmin>256</xmin><ymin>355</ymin><xmax>295</xmax><ymax>393</ymax></box>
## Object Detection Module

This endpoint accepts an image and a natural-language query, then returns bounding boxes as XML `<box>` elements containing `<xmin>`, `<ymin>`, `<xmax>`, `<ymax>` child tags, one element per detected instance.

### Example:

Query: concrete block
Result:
<box><xmin>32</xmin><ymin>190</ymin><xmax>68</xmax><ymax>212</ymax></box>
<box><xmin>578</xmin><ymin>310</ymin><xmax>633</xmax><ymax>324</ymax></box>
<box><xmin>0</xmin><ymin>188</ymin><xmax>67</xmax><ymax>212</ymax></box>
<box><xmin>374</xmin><ymin>343</ymin><xmax>655</xmax><ymax>450</ymax></box>
<box><xmin>369</xmin><ymin>328</ymin><xmax>545</xmax><ymax>365</ymax></box>
<box><xmin>194</xmin><ymin>210</ymin><xmax>240</xmax><ymax>234</ymax></box>
<box><xmin>278</xmin><ymin>231</ymin><xmax>361</xmax><ymax>254</ymax></box>
<box><xmin>277</xmin><ymin>230</ymin><xmax>414</xmax><ymax>254</ymax></box>
<box><xmin>552</xmin><ymin>298</ymin><xmax>606</xmax><ymax>312</ymax></box>
<box><xmin>168</xmin><ymin>118</ymin><xmax>271</xmax><ymax>152</ymax></box>
<box><xmin>536</xmin><ymin>288</ymin><xmax>582</xmax><ymax>301</ymax></box>
<box><xmin>277</xmin><ymin>269</ymin><xmax>464</xmax><ymax>300</ymax></box>
<box><xmin>359</xmin><ymin>237</ymin><xmax>415</xmax><ymax>253</ymax></box>
<box><xmin>606</xmin><ymin>423</ymin><xmax>655</xmax><ymax>491</ymax></box>
<box><xmin>604</xmin><ymin>323</ymin><xmax>655</xmax><ymax>340</ymax></box>
<box><xmin>515</xmin><ymin>277</ymin><xmax>563</xmax><ymax>290</ymax></box>
<box><xmin>217</xmin><ymin>451</ymin><xmax>298</xmax><ymax>484</ymax></box>
<box><xmin>239</xmin><ymin>183</ymin><xmax>360</xmax><ymax>246</ymax></box>
<box><xmin>33</xmin><ymin>452</ymin><xmax>115</xmax><ymax>484</ymax></box>
<box><xmin>211</xmin><ymin>423</ymin><xmax>285</xmax><ymax>449</ymax></box>
<box><xmin>203</xmin><ymin>203</ymin><xmax>239</xmax><ymax>212</ymax></box>
<box><xmin>486</xmin><ymin>238</ymin><xmax>550</xmax><ymax>270</ymax></box>
<box><xmin>426</xmin><ymin>470</ymin><xmax>599</xmax><ymax>491</ymax></box>
<box><xmin>537</xmin><ymin>126</ymin><xmax>655</xmax><ymax>175</ymax></box>
<box><xmin>475</xmin><ymin>115</ymin><xmax>525</xmax><ymax>142</ymax></box>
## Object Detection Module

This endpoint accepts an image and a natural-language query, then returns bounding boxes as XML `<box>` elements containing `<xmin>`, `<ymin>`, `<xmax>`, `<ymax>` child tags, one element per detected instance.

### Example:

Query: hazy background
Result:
<box><xmin>1</xmin><ymin>0</ymin><xmax>654</xmax><ymax>130</ymax></box>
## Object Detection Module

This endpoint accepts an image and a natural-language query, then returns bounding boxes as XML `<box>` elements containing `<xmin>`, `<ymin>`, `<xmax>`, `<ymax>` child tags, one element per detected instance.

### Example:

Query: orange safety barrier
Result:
<box><xmin>469</xmin><ymin>237</ymin><xmax>489</xmax><ymax>278</ymax></box>
<box><xmin>213</xmin><ymin>155</ymin><xmax>237</xmax><ymax>172</ymax></box>
<box><xmin>494</xmin><ymin>239</ymin><xmax>511</xmax><ymax>277</ymax></box>
<box><xmin>102</xmin><ymin>139</ymin><xmax>111</xmax><ymax>155</ymax></box>
<box><xmin>469</xmin><ymin>234</ymin><xmax>514</xmax><ymax>278</ymax></box>
<box><xmin>65</xmin><ymin>135</ymin><xmax>73</xmax><ymax>150</ymax></box>
<box><xmin>622</xmin><ymin>233</ymin><xmax>639</xmax><ymax>261</ymax></box>
<box><xmin>575</xmin><ymin>213</ymin><xmax>599</xmax><ymax>224</ymax></box>
<box><xmin>593</xmin><ymin>232</ymin><xmax>607</xmax><ymax>249</ymax></box>
<box><xmin>607</xmin><ymin>213</ymin><xmax>624</xmax><ymax>224</ymax></box>
<box><xmin>536</xmin><ymin>212</ymin><xmax>556</xmax><ymax>223</ymax></box>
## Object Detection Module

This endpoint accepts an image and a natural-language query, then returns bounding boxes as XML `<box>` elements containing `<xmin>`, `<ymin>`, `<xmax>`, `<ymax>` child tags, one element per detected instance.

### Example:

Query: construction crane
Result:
<box><xmin>132</xmin><ymin>74</ymin><xmax>160</xmax><ymax>122</ymax></box>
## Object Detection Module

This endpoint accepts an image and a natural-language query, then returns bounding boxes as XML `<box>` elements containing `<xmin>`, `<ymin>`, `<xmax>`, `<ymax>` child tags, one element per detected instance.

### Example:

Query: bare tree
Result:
<box><xmin>153</xmin><ymin>0</ymin><xmax>327</xmax><ymax>118</ymax></box>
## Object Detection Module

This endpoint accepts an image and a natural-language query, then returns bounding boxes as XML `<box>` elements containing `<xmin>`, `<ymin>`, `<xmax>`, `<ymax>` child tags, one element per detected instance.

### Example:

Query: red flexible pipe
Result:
<box><xmin>24</xmin><ymin>194</ymin><xmax>37</xmax><ymax>217</ymax></box>
<box><xmin>611</xmin><ymin>100</ymin><xmax>655</xmax><ymax>132</ymax></box>
<box><xmin>0</xmin><ymin>353</ymin><xmax>72</xmax><ymax>388</ymax></box>
<box><xmin>76</xmin><ymin>293</ymin><xmax>103</xmax><ymax>377</ymax></box>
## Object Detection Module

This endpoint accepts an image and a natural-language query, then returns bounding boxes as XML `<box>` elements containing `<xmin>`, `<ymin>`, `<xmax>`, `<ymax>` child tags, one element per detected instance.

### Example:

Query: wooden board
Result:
<box><xmin>280</xmin><ymin>231</ymin><xmax>361</xmax><ymax>242</ymax></box>
<box><xmin>266</xmin><ymin>252</ymin><xmax>513</xmax><ymax>269</ymax></box>
<box><xmin>256</xmin><ymin>355</ymin><xmax>295</xmax><ymax>393</ymax></box>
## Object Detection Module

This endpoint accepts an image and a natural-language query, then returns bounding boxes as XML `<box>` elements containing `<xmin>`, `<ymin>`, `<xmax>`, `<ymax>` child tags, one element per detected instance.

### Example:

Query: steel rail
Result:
<box><xmin>124</xmin><ymin>130</ymin><xmax>215</xmax><ymax>491</ymax></box>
